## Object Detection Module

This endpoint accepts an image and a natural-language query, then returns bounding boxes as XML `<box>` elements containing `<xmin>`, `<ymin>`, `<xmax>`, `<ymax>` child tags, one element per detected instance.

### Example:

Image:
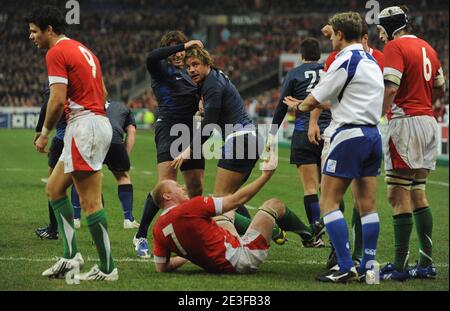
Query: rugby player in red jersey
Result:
<box><xmin>27</xmin><ymin>5</ymin><xmax>117</xmax><ymax>281</ymax></box>
<box><xmin>377</xmin><ymin>6</ymin><xmax>445</xmax><ymax>281</ymax></box>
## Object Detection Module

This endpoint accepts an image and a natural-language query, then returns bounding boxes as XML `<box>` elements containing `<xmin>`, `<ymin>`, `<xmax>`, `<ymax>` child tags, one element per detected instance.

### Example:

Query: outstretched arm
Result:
<box><xmin>382</xmin><ymin>82</ymin><xmax>399</xmax><ymax>117</ymax></box>
<box><xmin>221</xmin><ymin>161</ymin><xmax>277</xmax><ymax>213</ymax></box>
<box><xmin>155</xmin><ymin>256</ymin><xmax>189</xmax><ymax>273</ymax></box>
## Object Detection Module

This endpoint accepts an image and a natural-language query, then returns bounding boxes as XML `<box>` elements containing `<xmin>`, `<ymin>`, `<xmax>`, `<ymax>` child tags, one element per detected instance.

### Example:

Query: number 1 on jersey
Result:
<box><xmin>162</xmin><ymin>223</ymin><xmax>187</xmax><ymax>255</ymax></box>
<box><xmin>78</xmin><ymin>46</ymin><xmax>97</xmax><ymax>78</ymax></box>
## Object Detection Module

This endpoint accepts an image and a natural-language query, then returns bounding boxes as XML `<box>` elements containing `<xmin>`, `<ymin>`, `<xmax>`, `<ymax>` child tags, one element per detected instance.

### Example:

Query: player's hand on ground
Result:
<box><xmin>185</xmin><ymin>40</ymin><xmax>204</xmax><ymax>50</ymax></box>
<box><xmin>308</xmin><ymin>123</ymin><xmax>321</xmax><ymax>146</ymax></box>
<box><xmin>33</xmin><ymin>132</ymin><xmax>41</xmax><ymax>145</ymax></box>
<box><xmin>283</xmin><ymin>96</ymin><xmax>302</xmax><ymax>110</ymax></box>
<box><xmin>35</xmin><ymin>135</ymin><xmax>49</xmax><ymax>153</ymax></box>
<box><xmin>321</xmin><ymin>24</ymin><xmax>333</xmax><ymax>38</ymax></box>
<box><xmin>171</xmin><ymin>147</ymin><xmax>191</xmax><ymax>170</ymax></box>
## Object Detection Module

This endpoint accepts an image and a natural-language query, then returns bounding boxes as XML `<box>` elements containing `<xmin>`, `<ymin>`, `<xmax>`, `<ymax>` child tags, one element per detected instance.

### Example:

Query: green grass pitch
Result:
<box><xmin>0</xmin><ymin>129</ymin><xmax>448</xmax><ymax>291</ymax></box>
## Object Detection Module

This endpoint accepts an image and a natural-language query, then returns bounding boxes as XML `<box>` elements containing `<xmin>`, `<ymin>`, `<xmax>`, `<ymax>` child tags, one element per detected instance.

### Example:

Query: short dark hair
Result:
<box><xmin>25</xmin><ymin>5</ymin><xmax>66</xmax><ymax>34</ymax></box>
<box><xmin>159</xmin><ymin>30</ymin><xmax>188</xmax><ymax>48</ymax></box>
<box><xmin>399</xmin><ymin>5</ymin><xmax>413</xmax><ymax>33</ymax></box>
<box><xmin>299</xmin><ymin>38</ymin><xmax>321</xmax><ymax>61</ymax></box>
<box><xmin>329</xmin><ymin>12</ymin><xmax>363</xmax><ymax>42</ymax></box>
<box><xmin>361</xmin><ymin>21</ymin><xmax>369</xmax><ymax>36</ymax></box>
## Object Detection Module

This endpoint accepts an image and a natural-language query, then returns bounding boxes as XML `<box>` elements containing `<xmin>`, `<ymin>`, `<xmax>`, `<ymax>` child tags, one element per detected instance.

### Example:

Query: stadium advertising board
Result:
<box><xmin>0</xmin><ymin>107</ymin><xmax>40</xmax><ymax>129</ymax></box>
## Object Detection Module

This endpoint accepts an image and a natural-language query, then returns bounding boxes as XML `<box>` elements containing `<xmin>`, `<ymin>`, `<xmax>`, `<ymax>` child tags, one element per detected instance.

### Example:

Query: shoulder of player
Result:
<box><xmin>327</xmin><ymin>51</ymin><xmax>352</xmax><ymax>71</ymax></box>
<box><xmin>384</xmin><ymin>38</ymin><xmax>408</xmax><ymax>52</ymax></box>
<box><xmin>201</xmin><ymin>70</ymin><xmax>223</xmax><ymax>94</ymax></box>
<box><xmin>370</xmin><ymin>48</ymin><xmax>384</xmax><ymax>56</ymax></box>
<box><xmin>327</xmin><ymin>50</ymin><xmax>339</xmax><ymax>60</ymax></box>
<box><xmin>291</xmin><ymin>63</ymin><xmax>321</xmax><ymax>78</ymax></box>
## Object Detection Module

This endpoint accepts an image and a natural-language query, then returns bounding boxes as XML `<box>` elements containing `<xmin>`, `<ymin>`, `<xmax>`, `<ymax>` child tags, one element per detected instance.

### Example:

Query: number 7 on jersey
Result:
<box><xmin>162</xmin><ymin>223</ymin><xmax>187</xmax><ymax>256</ymax></box>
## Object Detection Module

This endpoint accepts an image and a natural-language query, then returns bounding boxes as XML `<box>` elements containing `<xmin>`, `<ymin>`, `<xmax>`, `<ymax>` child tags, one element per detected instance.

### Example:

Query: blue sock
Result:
<box><xmin>304</xmin><ymin>194</ymin><xmax>321</xmax><ymax>224</ymax></box>
<box><xmin>360</xmin><ymin>212</ymin><xmax>380</xmax><ymax>272</ymax></box>
<box><xmin>118</xmin><ymin>184</ymin><xmax>134</xmax><ymax>221</ymax></box>
<box><xmin>71</xmin><ymin>186</ymin><xmax>81</xmax><ymax>219</ymax></box>
<box><xmin>323</xmin><ymin>209</ymin><xmax>353</xmax><ymax>272</ymax></box>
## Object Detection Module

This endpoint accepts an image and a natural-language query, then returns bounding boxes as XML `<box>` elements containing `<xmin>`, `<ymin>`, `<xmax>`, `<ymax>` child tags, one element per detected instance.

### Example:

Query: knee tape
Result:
<box><xmin>215</xmin><ymin>215</ymin><xmax>233</xmax><ymax>224</ymax></box>
<box><xmin>258</xmin><ymin>205</ymin><xmax>279</xmax><ymax>221</ymax></box>
<box><xmin>412</xmin><ymin>178</ymin><xmax>427</xmax><ymax>191</ymax></box>
<box><xmin>385</xmin><ymin>174</ymin><xmax>413</xmax><ymax>190</ymax></box>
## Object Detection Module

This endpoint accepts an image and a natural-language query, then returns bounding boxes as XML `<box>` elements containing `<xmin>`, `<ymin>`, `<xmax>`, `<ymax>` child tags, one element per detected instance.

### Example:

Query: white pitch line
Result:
<box><xmin>278</xmin><ymin>157</ymin><xmax>449</xmax><ymax>187</ymax></box>
<box><xmin>1</xmin><ymin>164</ymin><xmax>448</xmax><ymax>187</ymax></box>
<box><xmin>0</xmin><ymin>256</ymin><xmax>448</xmax><ymax>268</ymax></box>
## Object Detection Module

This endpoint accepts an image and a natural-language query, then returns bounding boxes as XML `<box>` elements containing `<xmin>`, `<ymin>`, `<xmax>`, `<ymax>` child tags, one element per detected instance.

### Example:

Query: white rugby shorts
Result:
<box><xmin>59</xmin><ymin>115</ymin><xmax>112</xmax><ymax>173</ymax></box>
<box><xmin>227</xmin><ymin>229</ymin><xmax>269</xmax><ymax>273</ymax></box>
<box><xmin>384</xmin><ymin>115</ymin><xmax>438</xmax><ymax>171</ymax></box>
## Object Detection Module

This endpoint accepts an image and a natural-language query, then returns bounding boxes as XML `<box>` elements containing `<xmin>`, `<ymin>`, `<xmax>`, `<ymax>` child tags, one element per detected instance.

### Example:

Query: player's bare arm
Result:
<box><xmin>283</xmin><ymin>94</ymin><xmax>321</xmax><ymax>113</ymax></box>
<box><xmin>102</xmin><ymin>79</ymin><xmax>109</xmax><ymax>101</ymax></box>
<box><xmin>382</xmin><ymin>81</ymin><xmax>399</xmax><ymax>117</ymax></box>
<box><xmin>155</xmin><ymin>256</ymin><xmax>189</xmax><ymax>273</ymax></box>
<box><xmin>308</xmin><ymin>108</ymin><xmax>322</xmax><ymax>146</ymax></box>
<box><xmin>433</xmin><ymin>67</ymin><xmax>446</xmax><ymax>101</ymax></box>
<box><xmin>125</xmin><ymin>124</ymin><xmax>136</xmax><ymax>155</ymax></box>
<box><xmin>184</xmin><ymin>40</ymin><xmax>204</xmax><ymax>50</ymax></box>
<box><xmin>35</xmin><ymin>83</ymin><xmax>67</xmax><ymax>153</ymax></box>
<box><xmin>221</xmin><ymin>164</ymin><xmax>276</xmax><ymax>214</ymax></box>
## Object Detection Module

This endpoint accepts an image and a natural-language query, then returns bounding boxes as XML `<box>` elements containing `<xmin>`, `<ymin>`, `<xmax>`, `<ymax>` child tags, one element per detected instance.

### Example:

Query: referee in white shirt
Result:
<box><xmin>284</xmin><ymin>12</ymin><xmax>384</xmax><ymax>283</ymax></box>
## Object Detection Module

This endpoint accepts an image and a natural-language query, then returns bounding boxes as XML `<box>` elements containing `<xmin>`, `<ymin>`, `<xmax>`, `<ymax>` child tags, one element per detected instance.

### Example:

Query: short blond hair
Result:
<box><xmin>151</xmin><ymin>181</ymin><xmax>171</xmax><ymax>208</ymax></box>
<box><xmin>185</xmin><ymin>47</ymin><xmax>213</xmax><ymax>66</ymax></box>
<box><xmin>329</xmin><ymin>12</ymin><xmax>363</xmax><ymax>42</ymax></box>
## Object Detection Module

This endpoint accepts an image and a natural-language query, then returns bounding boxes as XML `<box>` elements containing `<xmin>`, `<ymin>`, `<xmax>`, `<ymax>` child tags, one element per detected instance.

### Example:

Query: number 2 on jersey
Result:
<box><xmin>162</xmin><ymin>223</ymin><xmax>187</xmax><ymax>255</ymax></box>
<box><xmin>305</xmin><ymin>70</ymin><xmax>318</xmax><ymax>93</ymax></box>
<box><xmin>78</xmin><ymin>46</ymin><xmax>97</xmax><ymax>78</ymax></box>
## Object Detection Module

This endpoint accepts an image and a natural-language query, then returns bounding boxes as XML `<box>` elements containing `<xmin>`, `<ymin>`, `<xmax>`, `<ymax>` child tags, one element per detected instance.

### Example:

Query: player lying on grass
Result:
<box><xmin>151</xmin><ymin>159</ymin><xmax>323</xmax><ymax>273</ymax></box>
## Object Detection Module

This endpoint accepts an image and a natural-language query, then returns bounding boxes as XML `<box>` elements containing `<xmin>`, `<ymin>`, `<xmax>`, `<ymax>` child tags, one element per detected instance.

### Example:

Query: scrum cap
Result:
<box><xmin>377</xmin><ymin>6</ymin><xmax>408</xmax><ymax>40</ymax></box>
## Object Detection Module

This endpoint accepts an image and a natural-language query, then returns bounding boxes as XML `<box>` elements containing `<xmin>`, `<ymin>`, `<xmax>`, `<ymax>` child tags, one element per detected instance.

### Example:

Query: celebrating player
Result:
<box><xmin>175</xmin><ymin>47</ymin><xmax>311</xmax><ymax>244</ymax></box>
<box><xmin>27</xmin><ymin>5</ymin><xmax>117</xmax><ymax>281</ymax></box>
<box><xmin>377</xmin><ymin>6</ymin><xmax>446</xmax><ymax>281</ymax></box>
<box><xmin>133</xmin><ymin>32</ymin><xmax>205</xmax><ymax>258</ymax></box>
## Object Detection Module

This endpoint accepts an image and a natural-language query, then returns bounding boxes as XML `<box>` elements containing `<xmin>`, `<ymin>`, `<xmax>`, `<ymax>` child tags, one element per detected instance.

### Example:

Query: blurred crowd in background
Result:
<box><xmin>0</xmin><ymin>0</ymin><xmax>448</xmax><ymax>123</ymax></box>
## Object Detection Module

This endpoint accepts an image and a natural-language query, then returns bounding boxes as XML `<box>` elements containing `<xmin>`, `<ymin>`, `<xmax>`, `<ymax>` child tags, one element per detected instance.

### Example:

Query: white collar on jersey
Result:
<box><xmin>400</xmin><ymin>35</ymin><xmax>418</xmax><ymax>39</ymax></box>
<box><xmin>336</xmin><ymin>43</ymin><xmax>364</xmax><ymax>58</ymax></box>
<box><xmin>160</xmin><ymin>205</ymin><xmax>177</xmax><ymax>216</ymax></box>
<box><xmin>55</xmin><ymin>37</ymin><xmax>71</xmax><ymax>46</ymax></box>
